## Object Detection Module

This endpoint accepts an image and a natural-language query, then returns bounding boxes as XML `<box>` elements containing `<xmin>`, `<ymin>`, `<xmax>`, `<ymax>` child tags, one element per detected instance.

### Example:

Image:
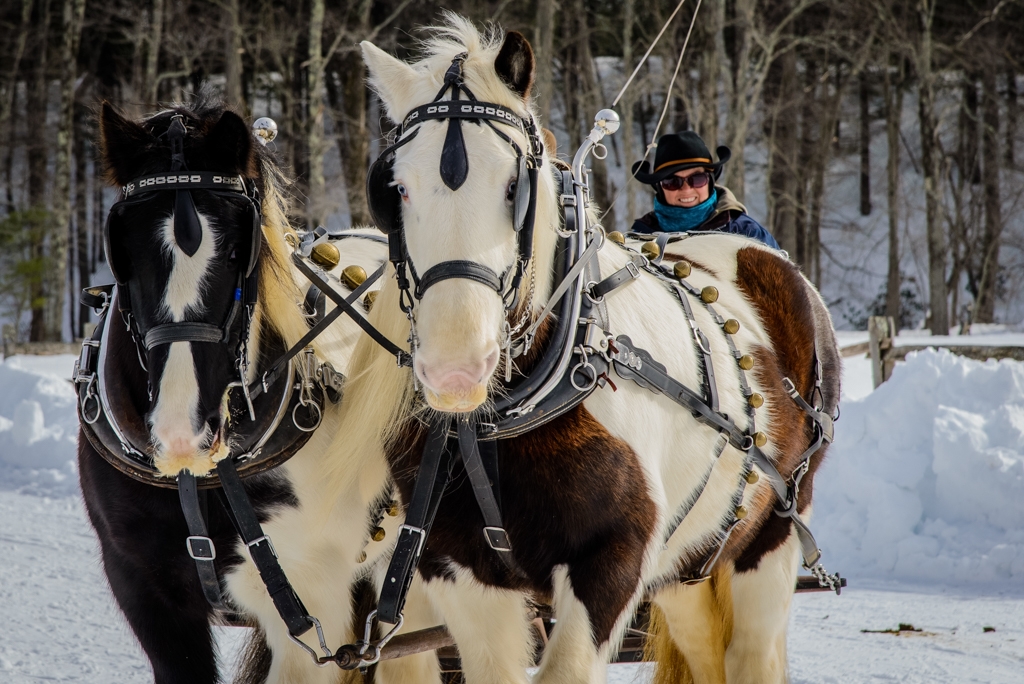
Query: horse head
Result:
<box><xmin>98</xmin><ymin>95</ymin><xmax>296</xmax><ymax>477</ymax></box>
<box><xmin>363</xmin><ymin>18</ymin><xmax>559</xmax><ymax>413</ymax></box>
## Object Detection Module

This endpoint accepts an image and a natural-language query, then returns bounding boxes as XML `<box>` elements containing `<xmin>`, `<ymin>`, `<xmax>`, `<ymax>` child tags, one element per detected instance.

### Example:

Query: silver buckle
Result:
<box><xmin>247</xmin><ymin>535</ymin><xmax>278</xmax><ymax>558</ymax></box>
<box><xmin>398</xmin><ymin>524</ymin><xmax>427</xmax><ymax>556</ymax></box>
<box><xmin>186</xmin><ymin>535</ymin><xmax>216</xmax><ymax>561</ymax></box>
<box><xmin>625</xmin><ymin>259</ymin><xmax>641</xmax><ymax>279</ymax></box>
<box><xmin>483</xmin><ymin>526</ymin><xmax>512</xmax><ymax>551</ymax></box>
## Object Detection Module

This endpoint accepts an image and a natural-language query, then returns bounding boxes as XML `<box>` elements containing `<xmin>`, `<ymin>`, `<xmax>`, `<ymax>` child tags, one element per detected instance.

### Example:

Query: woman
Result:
<box><xmin>630</xmin><ymin>131</ymin><xmax>779</xmax><ymax>248</ymax></box>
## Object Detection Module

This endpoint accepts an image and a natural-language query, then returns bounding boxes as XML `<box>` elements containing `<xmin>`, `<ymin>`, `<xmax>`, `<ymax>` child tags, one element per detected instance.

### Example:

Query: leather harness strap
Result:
<box><xmin>177</xmin><ymin>472</ymin><xmax>228</xmax><ymax>611</ymax></box>
<box><xmin>456</xmin><ymin>418</ymin><xmax>527</xmax><ymax>577</ymax></box>
<box><xmin>291</xmin><ymin>254</ymin><xmax>411</xmax><ymax>368</ymax></box>
<box><xmin>378</xmin><ymin>419</ymin><xmax>455</xmax><ymax>625</ymax></box>
<box><xmin>215</xmin><ymin>457</ymin><xmax>313</xmax><ymax>637</ymax></box>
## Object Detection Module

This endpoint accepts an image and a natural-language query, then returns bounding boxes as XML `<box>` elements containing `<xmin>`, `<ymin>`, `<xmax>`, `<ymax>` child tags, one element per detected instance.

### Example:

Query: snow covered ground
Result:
<box><xmin>2</xmin><ymin>340</ymin><xmax>1023</xmax><ymax>682</ymax></box>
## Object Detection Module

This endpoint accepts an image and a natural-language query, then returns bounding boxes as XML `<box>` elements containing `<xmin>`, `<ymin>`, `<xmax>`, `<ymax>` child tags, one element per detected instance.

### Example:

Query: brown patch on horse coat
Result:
<box><xmin>724</xmin><ymin>246</ymin><xmax>829</xmax><ymax>573</ymax></box>
<box><xmin>388</xmin><ymin>404</ymin><xmax>656</xmax><ymax>647</ymax></box>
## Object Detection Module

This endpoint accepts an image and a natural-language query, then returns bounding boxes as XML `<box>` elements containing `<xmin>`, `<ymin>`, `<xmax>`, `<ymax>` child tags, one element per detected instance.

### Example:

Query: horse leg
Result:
<box><xmin>723</xmin><ymin>522</ymin><xmax>802</xmax><ymax>684</ymax></box>
<box><xmin>649</xmin><ymin>575</ymin><xmax>730</xmax><ymax>684</ymax></box>
<box><xmin>374</xmin><ymin>575</ymin><xmax>443</xmax><ymax>684</ymax></box>
<box><xmin>533</xmin><ymin>542</ymin><xmax>654</xmax><ymax>684</ymax></box>
<box><xmin>226</xmin><ymin>554</ymin><xmax>354</xmax><ymax>684</ymax></box>
<box><xmin>79</xmin><ymin>444</ymin><xmax>218</xmax><ymax>684</ymax></box>
<box><xmin>422</xmin><ymin>569</ymin><xmax>534</xmax><ymax>684</ymax></box>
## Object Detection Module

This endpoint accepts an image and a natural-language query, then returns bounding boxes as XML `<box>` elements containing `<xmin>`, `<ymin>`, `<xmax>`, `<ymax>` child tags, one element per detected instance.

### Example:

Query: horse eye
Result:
<box><xmin>396</xmin><ymin>184</ymin><xmax>408</xmax><ymax>199</ymax></box>
<box><xmin>228</xmin><ymin>248</ymin><xmax>238</xmax><ymax>261</ymax></box>
<box><xmin>506</xmin><ymin>181</ymin><xmax>516</xmax><ymax>203</ymax></box>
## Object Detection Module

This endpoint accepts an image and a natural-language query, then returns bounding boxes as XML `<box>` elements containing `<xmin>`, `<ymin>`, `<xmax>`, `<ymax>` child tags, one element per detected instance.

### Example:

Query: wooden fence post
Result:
<box><xmin>868</xmin><ymin>315</ymin><xmax>896</xmax><ymax>387</ymax></box>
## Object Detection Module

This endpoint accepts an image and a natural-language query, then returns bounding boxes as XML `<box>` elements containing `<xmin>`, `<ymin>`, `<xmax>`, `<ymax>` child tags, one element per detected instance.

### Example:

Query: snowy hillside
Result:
<box><xmin>1</xmin><ymin>348</ymin><xmax>1023</xmax><ymax>681</ymax></box>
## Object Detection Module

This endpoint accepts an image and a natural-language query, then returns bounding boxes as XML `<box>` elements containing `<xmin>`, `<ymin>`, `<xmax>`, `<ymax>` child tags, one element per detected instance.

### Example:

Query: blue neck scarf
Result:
<box><xmin>654</xmin><ymin>189</ymin><xmax>718</xmax><ymax>232</ymax></box>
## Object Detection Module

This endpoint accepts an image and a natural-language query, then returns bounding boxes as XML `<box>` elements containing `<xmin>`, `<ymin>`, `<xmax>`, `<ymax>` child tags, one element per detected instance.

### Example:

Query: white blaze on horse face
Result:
<box><xmin>396</xmin><ymin>123</ymin><xmax>519</xmax><ymax>412</ymax></box>
<box><xmin>149</xmin><ymin>212</ymin><xmax>219</xmax><ymax>475</ymax></box>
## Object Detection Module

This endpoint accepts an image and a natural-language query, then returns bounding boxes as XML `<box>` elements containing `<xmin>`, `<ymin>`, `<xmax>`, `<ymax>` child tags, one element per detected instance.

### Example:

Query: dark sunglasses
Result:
<box><xmin>660</xmin><ymin>172</ymin><xmax>711</xmax><ymax>191</ymax></box>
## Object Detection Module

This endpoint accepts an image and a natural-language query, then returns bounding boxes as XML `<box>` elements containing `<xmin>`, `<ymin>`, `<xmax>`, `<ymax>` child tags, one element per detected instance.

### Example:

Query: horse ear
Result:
<box><xmin>99</xmin><ymin>101</ymin><xmax>152</xmax><ymax>186</ymax></box>
<box><xmin>361</xmin><ymin>41</ymin><xmax>421</xmax><ymax>123</ymax></box>
<box><xmin>207</xmin><ymin>110</ymin><xmax>257</xmax><ymax>177</ymax></box>
<box><xmin>494</xmin><ymin>31</ymin><xmax>535</xmax><ymax>100</ymax></box>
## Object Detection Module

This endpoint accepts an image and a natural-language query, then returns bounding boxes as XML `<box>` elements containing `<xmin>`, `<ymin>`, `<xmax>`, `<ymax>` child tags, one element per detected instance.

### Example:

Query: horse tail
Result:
<box><xmin>802</xmin><ymin>272</ymin><xmax>841</xmax><ymax>416</ymax></box>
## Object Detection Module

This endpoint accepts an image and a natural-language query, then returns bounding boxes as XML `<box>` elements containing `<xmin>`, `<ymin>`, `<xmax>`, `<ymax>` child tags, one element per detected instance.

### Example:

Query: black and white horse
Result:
<box><xmin>78</xmin><ymin>95</ymin><xmax>392</xmax><ymax>684</ymax></box>
<box><xmin>337</xmin><ymin>17</ymin><xmax>842</xmax><ymax>684</ymax></box>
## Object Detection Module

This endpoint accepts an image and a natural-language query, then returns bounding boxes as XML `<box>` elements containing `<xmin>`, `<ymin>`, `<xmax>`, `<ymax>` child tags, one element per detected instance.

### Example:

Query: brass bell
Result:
<box><xmin>673</xmin><ymin>260</ymin><xmax>691</xmax><ymax>279</ymax></box>
<box><xmin>746</xmin><ymin>470</ymin><xmax>760</xmax><ymax>485</ymax></box>
<box><xmin>363</xmin><ymin>290</ymin><xmax>378</xmax><ymax>312</ymax></box>
<box><xmin>735</xmin><ymin>505</ymin><xmax>748</xmax><ymax>520</ymax></box>
<box><xmin>371</xmin><ymin>527</ymin><xmax>386</xmax><ymax>542</ymax></box>
<box><xmin>607</xmin><ymin>230</ymin><xmax>625</xmax><ymax>245</ymax></box>
<box><xmin>753</xmin><ymin>432</ymin><xmax>768</xmax><ymax>447</ymax></box>
<box><xmin>340</xmin><ymin>264</ymin><xmax>367</xmax><ymax>290</ymax></box>
<box><xmin>723</xmin><ymin>319</ymin><xmax>740</xmax><ymax>335</ymax></box>
<box><xmin>310</xmin><ymin>242</ymin><xmax>341</xmax><ymax>270</ymax></box>
<box><xmin>700</xmin><ymin>286</ymin><xmax>719</xmax><ymax>303</ymax></box>
<box><xmin>738</xmin><ymin>355</ymin><xmax>754</xmax><ymax>371</ymax></box>
<box><xmin>357</xmin><ymin>550</ymin><xmax>367</xmax><ymax>563</ymax></box>
<box><xmin>748</xmin><ymin>392</ymin><xmax>764</xmax><ymax>408</ymax></box>
<box><xmin>641</xmin><ymin>241</ymin><xmax>660</xmax><ymax>259</ymax></box>
<box><xmin>386</xmin><ymin>501</ymin><xmax>400</xmax><ymax>517</ymax></box>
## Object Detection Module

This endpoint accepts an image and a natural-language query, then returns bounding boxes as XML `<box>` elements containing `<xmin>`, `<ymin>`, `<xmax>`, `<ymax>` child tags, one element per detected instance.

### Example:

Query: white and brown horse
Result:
<box><xmin>345</xmin><ymin>17</ymin><xmax>841</xmax><ymax>684</ymax></box>
<box><xmin>79</xmin><ymin>95</ymin><xmax>410</xmax><ymax>684</ymax></box>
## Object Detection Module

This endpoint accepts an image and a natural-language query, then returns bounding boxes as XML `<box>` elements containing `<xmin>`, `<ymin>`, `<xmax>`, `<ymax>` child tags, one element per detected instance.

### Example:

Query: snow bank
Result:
<box><xmin>0</xmin><ymin>355</ymin><xmax>79</xmax><ymax>496</ymax></box>
<box><xmin>816</xmin><ymin>348</ymin><xmax>1024</xmax><ymax>585</ymax></box>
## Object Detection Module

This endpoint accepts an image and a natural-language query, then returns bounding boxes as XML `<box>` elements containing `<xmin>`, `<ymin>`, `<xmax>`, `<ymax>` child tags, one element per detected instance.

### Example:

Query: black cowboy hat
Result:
<box><xmin>631</xmin><ymin>131</ymin><xmax>731</xmax><ymax>184</ymax></box>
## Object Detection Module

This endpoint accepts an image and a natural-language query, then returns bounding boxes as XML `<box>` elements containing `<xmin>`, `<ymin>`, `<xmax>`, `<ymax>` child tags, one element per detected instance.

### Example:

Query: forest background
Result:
<box><xmin>0</xmin><ymin>0</ymin><xmax>1021</xmax><ymax>343</ymax></box>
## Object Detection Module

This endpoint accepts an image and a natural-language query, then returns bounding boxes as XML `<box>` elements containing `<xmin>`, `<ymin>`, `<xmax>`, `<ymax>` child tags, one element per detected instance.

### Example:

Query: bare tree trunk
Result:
<box><xmin>917</xmin><ymin>0</ymin><xmax>948</xmax><ymax>335</ymax></box>
<box><xmin>306</xmin><ymin>0</ymin><xmax>324</xmax><ymax>229</ymax></box>
<box><xmin>859</xmin><ymin>70</ymin><xmax>871</xmax><ymax>215</ymax></box>
<box><xmin>1</xmin><ymin>0</ymin><xmax>33</xmax><ymax>212</ymax></box>
<box><xmin>884</xmin><ymin>59</ymin><xmax>903</xmax><ymax>322</ymax></box>
<box><xmin>74</xmin><ymin>101</ymin><xmax>90</xmax><ymax>338</ymax></box>
<box><xmin>142</xmin><ymin>0</ymin><xmax>163</xmax><ymax>103</ymax></box>
<box><xmin>696</xmin><ymin>0</ymin><xmax>721</xmax><ymax>152</ymax></box>
<box><xmin>47</xmin><ymin>0</ymin><xmax>85</xmax><ymax>340</ymax></box>
<box><xmin>224</xmin><ymin>0</ymin><xmax>243</xmax><ymax>110</ymax></box>
<box><xmin>723</xmin><ymin>0</ymin><xmax>753</xmax><ymax>201</ymax></box>
<box><xmin>975</xmin><ymin>66</ymin><xmax>1002</xmax><ymax>323</ymax></box>
<box><xmin>331</xmin><ymin>0</ymin><xmax>373</xmax><ymax>227</ymax></box>
<box><xmin>560</xmin><ymin>1</ymin><xmax>583</xmax><ymax>148</ymax></box>
<box><xmin>795</xmin><ymin>56</ymin><xmax>817</xmax><ymax>267</ymax></box>
<box><xmin>1006</xmin><ymin>64</ymin><xmax>1017</xmax><ymax>169</ymax></box>
<box><xmin>958</xmin><ymin>74</ymin><xmax>981</xmax><ymax>184</ymax></box>
<box><xmin>621</xmin><ymin>0</ymin><xmax>636</xmax><ymax>227</ymax></box>
<box><xmin>27</xmin><ymin>0</ymin><xmax>52</xmax><ymax>342</ymax></box>
<box><xmin>765</xmin><ymin>47</ymin><xmax>799</xmax><ymax>257</ymax></box>
<box><xmin>533</xmin><ymin>0</ymin><xmax>557</xmax><ymax>126</ymax></box>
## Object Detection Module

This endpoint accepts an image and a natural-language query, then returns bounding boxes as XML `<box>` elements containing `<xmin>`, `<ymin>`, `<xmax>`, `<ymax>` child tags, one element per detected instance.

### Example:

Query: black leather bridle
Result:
<box><xmin>366</xmin><ymin>53</ymin><xmax>544</xmax><ymax>315</ymax></box>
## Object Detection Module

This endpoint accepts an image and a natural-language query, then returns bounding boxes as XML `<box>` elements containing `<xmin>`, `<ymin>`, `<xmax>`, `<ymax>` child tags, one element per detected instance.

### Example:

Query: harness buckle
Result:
<box><xmin>247</xmin><ymin>535</ymin><xmax>278</xmax><ymax>559</ymax></box>
<box><xmin>483</xmin><ymin>526</ymin><xmax>513</xmax><ymax>551</ymax></box>
<box><xmin>186</xmin><ymin>535</ymin><xmax>217</xmax><ymax>561</ymax></box>
<box><xmin>397</xmin><ymin>524</ymin><xmax>427</xmax><ymax>557</ymax></box>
